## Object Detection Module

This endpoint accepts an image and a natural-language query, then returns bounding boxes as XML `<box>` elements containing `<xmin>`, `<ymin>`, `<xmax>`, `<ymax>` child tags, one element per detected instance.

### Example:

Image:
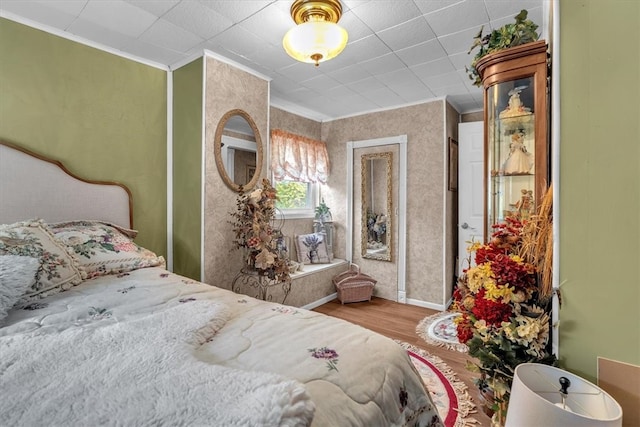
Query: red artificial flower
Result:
<box><xmin>456</xmin><ymin>313</ymin><xmax>474</xmax><ymax>344</ymax></box>
<box><xmin>471</xmin><ymin>288</ymin><xmax>513</xmax><ymax>326</ymax></box>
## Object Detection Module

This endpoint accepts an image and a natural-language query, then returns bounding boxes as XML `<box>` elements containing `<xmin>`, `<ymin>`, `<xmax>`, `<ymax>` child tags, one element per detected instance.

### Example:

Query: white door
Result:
<box><xmin>458</xmin><ymin>121</ymin><xmax>484</xmax><ymax>276</ymax></box>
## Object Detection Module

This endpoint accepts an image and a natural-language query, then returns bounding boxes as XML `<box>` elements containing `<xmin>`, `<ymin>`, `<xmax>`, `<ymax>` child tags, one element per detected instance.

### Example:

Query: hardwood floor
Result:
<box><xmin>313</xmin><ymin>297</ymin><xmax>492</xmax><ymax>427</ymax></box>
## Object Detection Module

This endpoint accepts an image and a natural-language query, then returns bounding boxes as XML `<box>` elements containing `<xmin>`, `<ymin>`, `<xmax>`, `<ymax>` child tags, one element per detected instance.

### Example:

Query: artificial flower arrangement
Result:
<box><xmin>453</xmin><ymin>188</ymin><xmax>556</xmax><ymax>426</ymax></box>
<box><xmin>230</xmin><ymin>178</ymin><xmax>290</xmax><ymax>283</ymax></box>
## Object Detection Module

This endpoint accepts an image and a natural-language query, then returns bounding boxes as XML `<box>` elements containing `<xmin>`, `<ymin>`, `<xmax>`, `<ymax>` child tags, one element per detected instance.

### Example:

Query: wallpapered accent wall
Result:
<box><xmin>203</xmin><ymin>57</ymin><xmax>269</xmax><ymax>288</ymax></box>
<box><xmin>0</xmin><ymin>18</ymin><xmax>167</xmax><ymax>257</ymax></box>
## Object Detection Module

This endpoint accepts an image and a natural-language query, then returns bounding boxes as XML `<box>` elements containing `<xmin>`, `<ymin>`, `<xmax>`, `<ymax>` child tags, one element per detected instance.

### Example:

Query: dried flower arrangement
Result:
<box><xmin>453</xmin><ymin>187</ymin><xmax>556</xmax><ymax>426</ymax></box>
<box><xmin>230</xmin><ymin>178</ymin><xmax>290</xmax><ymax>283</ymax></box>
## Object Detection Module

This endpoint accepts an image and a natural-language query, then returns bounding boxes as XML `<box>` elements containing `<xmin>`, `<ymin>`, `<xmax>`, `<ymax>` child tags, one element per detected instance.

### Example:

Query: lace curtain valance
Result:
<box><xmin>270</xmin><ymin>129</ymin><xmax>330</xmax><ymax>184</ymax></box>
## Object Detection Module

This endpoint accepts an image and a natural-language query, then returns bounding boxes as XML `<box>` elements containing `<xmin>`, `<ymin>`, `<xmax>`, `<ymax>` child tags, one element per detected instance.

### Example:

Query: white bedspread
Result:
<box><xmin>1</xmin><ymin>267</ymin><xmax>442</xmax><ymax>427</ymax></box>
<box><xmin>1</xmin><ymin>299</ymin><xmax>314</xmax><ymax>426</ymax></box>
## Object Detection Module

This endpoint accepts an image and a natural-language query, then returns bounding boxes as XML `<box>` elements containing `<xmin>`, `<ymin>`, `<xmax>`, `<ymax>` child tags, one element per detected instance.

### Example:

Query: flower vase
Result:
<box><xmin>478</xmin><ymin>389</ymin><xmax>507</xmax><ymax>427</ymax></box>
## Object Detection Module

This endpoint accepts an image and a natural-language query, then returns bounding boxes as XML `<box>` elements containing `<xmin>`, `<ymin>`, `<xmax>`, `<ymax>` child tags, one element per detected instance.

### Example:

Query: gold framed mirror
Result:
<box><xmin>361</xmin><ymin>152</ymin><xmax>392</xmax><ymax>261</ymax></box>
<box><xmin>214</xmin><ymin>109</ymin><xmax>263</xmax><ymax>192</ymax></box>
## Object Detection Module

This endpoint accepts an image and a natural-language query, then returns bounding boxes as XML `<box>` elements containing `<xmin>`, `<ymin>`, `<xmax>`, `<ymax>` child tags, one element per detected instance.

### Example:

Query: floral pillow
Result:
<box><xmin>48</xmin><ymin>220</ymin><xmax>165</xmax><ymax>278</ymax></box>
<box><xmin>295</xmin><ymin>233</ymin><xmax>331</xmax><ymax>264</ymax></box>
<box><xmin>0</xmin><ymin>219</ymin><xmax>85</xmax><ymax>299</ymax></box>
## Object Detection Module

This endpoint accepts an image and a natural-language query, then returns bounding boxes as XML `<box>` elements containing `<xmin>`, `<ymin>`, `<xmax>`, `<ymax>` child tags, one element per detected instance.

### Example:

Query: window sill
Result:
<box><xmin>290</xmin><ymin>258</ymin><xmax>347</xmax><ymax>279</ymax></box>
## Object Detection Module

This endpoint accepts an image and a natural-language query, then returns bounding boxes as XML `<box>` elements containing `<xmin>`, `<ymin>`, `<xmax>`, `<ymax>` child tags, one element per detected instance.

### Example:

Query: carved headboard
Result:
<box><xmin>0</xmin><ymin>140</ymin><xmax>133</xmax><ymax>228</ymax></box>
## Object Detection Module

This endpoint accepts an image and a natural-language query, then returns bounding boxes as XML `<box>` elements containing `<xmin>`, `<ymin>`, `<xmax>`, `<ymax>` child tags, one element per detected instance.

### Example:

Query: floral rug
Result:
<box><xmin>399</xmin><ymin>342</ymin><xmax>478</xmax><ymax>427</ymax></box>
<box><xmin>416</xmin><ymin>311</ymin><xmax>468</xmax><ymax>353</ymax></box>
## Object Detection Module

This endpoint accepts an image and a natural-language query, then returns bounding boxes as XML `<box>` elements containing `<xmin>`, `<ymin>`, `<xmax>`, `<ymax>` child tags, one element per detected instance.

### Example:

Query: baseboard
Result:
<box><xmin>302</xmin><ymin>293</ymin><xmax>337</xmax><ymax>310</ymax></box>
<box><xmin>406</xmin><ymin>298</ymin><xmax>446</xmax><ymax>311</ymax></box>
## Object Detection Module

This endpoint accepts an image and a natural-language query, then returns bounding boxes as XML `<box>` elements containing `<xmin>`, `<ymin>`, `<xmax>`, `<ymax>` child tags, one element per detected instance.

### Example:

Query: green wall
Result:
<box><xmin>559</xmin><ymin>0</ymin><xmax>640</xmax><ymax>381</ymax></box>
<box><xmin>0</xmin><ymin>18</ymin><xmax>167</xmax><ymax>256</ymax></box>
<box><xmin>172</xmin><ymin>59</ymin><xmax>203</xmax><ymax>280</ymax></box>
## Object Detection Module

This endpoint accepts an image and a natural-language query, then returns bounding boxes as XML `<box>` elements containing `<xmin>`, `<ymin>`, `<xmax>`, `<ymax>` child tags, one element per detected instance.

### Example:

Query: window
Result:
<box><xmin>274</xmin><ymin>180</ymin><xmax>318</xmax><ymax>217</ymax></box>
<box><xmin>270</xmin><ymin>129</ymin><xmax>329</xmax><ymax>218</ymax></box>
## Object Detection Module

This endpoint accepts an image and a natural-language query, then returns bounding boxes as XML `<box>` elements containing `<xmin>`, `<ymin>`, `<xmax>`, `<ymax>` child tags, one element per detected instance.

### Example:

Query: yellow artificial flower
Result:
<box><xmin>467</xmin><ymin>263</ymin><xmax>495</xmax><ymax>292</ymax></box>
<box><xmin>484</xmin><ymin>280</ymin><xmax>513</xmax><ymax>303</ymax></box>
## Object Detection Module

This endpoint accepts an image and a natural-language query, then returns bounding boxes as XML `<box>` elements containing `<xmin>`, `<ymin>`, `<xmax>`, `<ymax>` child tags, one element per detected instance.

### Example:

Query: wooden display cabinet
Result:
<box><xmin>476</xmin><ymin>40</ymin><xmax>549</xmax><ymax>238</ymax></box>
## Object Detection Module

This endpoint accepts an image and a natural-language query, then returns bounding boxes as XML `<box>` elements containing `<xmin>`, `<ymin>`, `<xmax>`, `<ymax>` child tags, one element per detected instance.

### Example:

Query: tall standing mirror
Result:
<box><xmin>361</xmin><ymin>152</ymin><xmax>392</xmax><ymax>261</ymax></box>
<box><xmin>214</xmin><ymin>109</ymin><xmax>263</xmax><ymax>192</ymax></box>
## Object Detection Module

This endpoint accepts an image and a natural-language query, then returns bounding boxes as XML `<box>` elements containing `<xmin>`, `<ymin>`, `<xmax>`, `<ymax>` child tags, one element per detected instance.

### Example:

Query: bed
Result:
<box><xmin>0</xmin><ymin>140</ymin><xmax>442</xmax><ymax>427</ymax></box>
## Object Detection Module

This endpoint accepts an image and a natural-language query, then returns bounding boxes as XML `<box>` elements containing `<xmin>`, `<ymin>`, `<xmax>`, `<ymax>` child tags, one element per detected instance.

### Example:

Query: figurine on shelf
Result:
<box><xmin>499</xmin><ymin>86</ymin><xmax>532</xmax><ymax>119</ymax></box>
<box><xmin>502</xmin><ymin>132</ymin><xmax>533</xmax><ymax>174</ymax></box>
<box><xmin>510</xmin><ymin>189</ymin><xmax>533</xmax><ymax>220</ymax></box>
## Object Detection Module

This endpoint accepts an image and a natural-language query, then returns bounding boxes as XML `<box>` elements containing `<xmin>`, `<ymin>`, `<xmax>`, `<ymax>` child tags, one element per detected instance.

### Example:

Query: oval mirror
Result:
<box><xmin>214</xmin><ymin>109</ymin><xmax>263</xmax><ymax>192</ymax></box>
<box><xmin>361</xmin><ymin>152</ymin><xmax>392</xmax><ymax>261</ymax></box>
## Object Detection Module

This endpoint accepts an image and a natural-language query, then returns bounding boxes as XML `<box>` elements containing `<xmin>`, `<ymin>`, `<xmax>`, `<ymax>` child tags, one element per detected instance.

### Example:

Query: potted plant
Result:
<box><xmin>466</xmin><ymin>9</ymin><xmax>540</xmax><ymax>87</ymax></box>
<box><xmin>314</xmin><ymin>198</ymin><xmax>332</xmax><ymax>223</ymax></box>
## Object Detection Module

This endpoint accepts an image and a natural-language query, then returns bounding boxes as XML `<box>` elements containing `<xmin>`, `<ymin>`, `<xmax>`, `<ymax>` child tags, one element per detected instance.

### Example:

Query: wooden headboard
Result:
<box><xmin>0</xmin><ymin>140</ymin><xmax>133</xmax><ymax>229</ymax></box>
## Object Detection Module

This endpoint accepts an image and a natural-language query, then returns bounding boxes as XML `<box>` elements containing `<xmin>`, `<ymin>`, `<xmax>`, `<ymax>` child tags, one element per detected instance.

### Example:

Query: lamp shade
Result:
<box><xmin>505</xmin><ymin>363</ymin><xmax>623</xmax><ymax>427</ymax></box>
<box><xmin>283</xmin><ymin>19</ymin><xmax>348</xmax><ymax>66</ymax></box>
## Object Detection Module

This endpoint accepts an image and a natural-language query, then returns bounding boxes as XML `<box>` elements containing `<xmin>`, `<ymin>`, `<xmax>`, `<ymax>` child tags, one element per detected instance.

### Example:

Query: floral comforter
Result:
<box><xmin>1</xmin><ymin>267</ymin><xmax>442</xmax><ymax>427</ymax></box>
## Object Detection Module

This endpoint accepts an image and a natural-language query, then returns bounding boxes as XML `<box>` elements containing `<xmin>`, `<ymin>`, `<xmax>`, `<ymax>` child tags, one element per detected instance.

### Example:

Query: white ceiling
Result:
<box><xmin>0</xmin><ymin>0</ymin><xmax>546</xmax><ymax>121</ymax></box>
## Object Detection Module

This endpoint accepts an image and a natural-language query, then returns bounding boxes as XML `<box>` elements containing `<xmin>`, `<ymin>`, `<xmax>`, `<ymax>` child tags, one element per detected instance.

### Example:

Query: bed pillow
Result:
<box><xmin>295</xmin><ymin>233</ymin><xmax>331</xmax><ymax>264</ymax></box>
<box><xmin>48</xmin><ymin>220</ymin><xmax>165</xmax><ymax>278</ymax></box>
<box><xmin>0</xmin><ymin>255</ymin><xmax>40</xmax><ymax>322</ymax></box>
<box><xmin>0</xmin><ymin>219</ymin><xmax>84</xmax><ymax>299</ymax></box>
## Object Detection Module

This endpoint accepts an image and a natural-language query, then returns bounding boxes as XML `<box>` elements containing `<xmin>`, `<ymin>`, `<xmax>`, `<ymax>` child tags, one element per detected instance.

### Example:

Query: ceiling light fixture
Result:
<box><xmin>282</xmin><ymin>0</ymin><xmax>348</xmax><ymax>67</ymax></box>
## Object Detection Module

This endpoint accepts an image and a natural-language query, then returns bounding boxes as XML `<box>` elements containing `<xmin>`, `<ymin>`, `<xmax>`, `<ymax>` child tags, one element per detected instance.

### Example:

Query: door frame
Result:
<box><xmin>347</xmin><ymin>135</ymin><xmax>407</xmax><ymax>302</ymax></box>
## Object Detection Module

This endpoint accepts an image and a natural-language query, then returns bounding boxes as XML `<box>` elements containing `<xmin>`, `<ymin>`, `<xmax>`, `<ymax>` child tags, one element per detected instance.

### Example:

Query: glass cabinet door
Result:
<box><xmin>487</xmin><ymin>77</ymin><xmax>537</xmax><ymax>231</ymax></box>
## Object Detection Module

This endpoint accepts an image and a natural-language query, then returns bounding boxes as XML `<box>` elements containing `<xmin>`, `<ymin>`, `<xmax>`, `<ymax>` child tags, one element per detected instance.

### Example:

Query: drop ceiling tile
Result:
<box><xmin>80</xmin><ymin>0</ymin><xmax>157</xmax><ymax>38</ymax></box>
<box><xmin>199</xmin><ymin>0</ymin><xmax>271</xmax><ymax>24</ymax></box>
<box><xmin>431</xmin><ymin>83</ymin><xmax>469</xmax><ymax>97</ymax></box>
<box><xmin>239</xmin><ymin>2</ymin><xmax>293</xmax><ymax>47</ymax></box>
<box><xmin>449</xmin><ymin>51</ymin><xmax>474</xmax><ymax>71</ymax></box>
<box><xmin>124</xmin><ymin>0</ymin><xmax>179</xmax><ymax>17</ymax></box>
<box><xmin>271</xmin><ymin>73</ymin><xmax>306</xmax><ymax>94</ymax></box>
<box><xmin>208</xmin><ymin>25</ymin><xmax>269</xmax><ymax>57</ymax></box>
<box><xmin>414</xmin><ymin>0</ymin><xmax>464</xmax><ymax>15</ymax></box>
<box><xmin>249</xmin><ymin>44</ymin><xmax>297</xmax><ymax>72</ymax></box>
<box><xmin>361</xmin><ymin>86</ymin><xmax>405</xmax><ymax>108</ymax></box>
<box><xmin>344</xmin><ymin>34</ymin><xmax>392</xmax><ymax>63</ymax></box>
<box><xmin>359</xmin><ymin>53</ymin><xmax>406</xmax><ymax>76</ymax></box>
<box><xmin>349</xmin><ymin>0</ymin><xmax>423</xmax><ymax>33</ymax></box>
<box><xmin>437</xmin><ymin>26</ymin><xmax>480</xmax><ymax>55</ymax></box>
<box><xmin>345</xmin><ymin>76</ymin><xmax>386</xmax><ymax>94</ymax></box>
<box><xmin>411</xmin><ymin>58</ymin><xmax>462</xmax><ymax>84</ymax></box>
<box><xmin>278</xmin><ymin>62</ymin><xmax>324</xmax><ymax>82</ymax></box>
<box><xmin>301</xmin><ymin>74</ymin><xmax>342</xmax><ymax>92</ymax></box>
<box><xmin>419</xmin><ymin>69</ymin><xmax>464</xmax><ymax>90</ymax></box>
<box><xmin>0</xmin><ymin>0</ymin><xmax>80</xmax><ymax>30</ymax></box>
<box><xmin>33</xmin><ymin>0</ymin><xmax>88</xmax><ymax>16</ymax></box>
<box><xmin>424</xmin><ymin>0</ymin><xmax>489</xmax><ymax>37</ymax></box>
<box><xmin>396</xmin><ymin>39</ymin><xmax>448</xmax><ymax>67</ymax></box>
<box><xmin>326</xmin><ymin>64</ymin><xmax>372</xmax><ymax>85</ymax></box>
<box><xmin>323</xmin><ymin>84</ymin><xmax>358</xmax><ymax>100</ymax></box>
<box><xmin>391</xmin><ymin>81</ymin><xmax>435</xmax><ymax>103</ymax></box>
<box><xmin>338</xmin><ymin>10</ymin><xmax>375</xmax><ymax>43</ymax></box>
<box><xmin>376</xmin><ymin>67</ymin><xmax>422</xmax><ymax>86</ymax></box>
<box><xmin>66</xmin><ymin>18</ymin><xmax>135</xmax><ymax>50</ymax></box>
<box><xmin>162</xmin><ymin>1</ymin><xmax>232</xmax><ymax>40</ymax></box>
<box><xmin>126</xmin><ymin>39</ymin><xmax>185</xmax><ymax>65</ymax></box>
<box><xmin>489</xmin><ymin>6</ymin><xmax>543</xmax><ymax>31</ymax></box>
<box><xmin>140</xmin><ymin>19</ymin><xmax>204</xmax><ymax>53</ymax></box>
<box><xmin>484</xmin><ymin>0</ymin><xmax>541</xmax><ymax>21</ymax></box>
<box><xmin>377</xmin><ymin>16</ymin><xmax>436</xmax><ymax>51</ymax></box>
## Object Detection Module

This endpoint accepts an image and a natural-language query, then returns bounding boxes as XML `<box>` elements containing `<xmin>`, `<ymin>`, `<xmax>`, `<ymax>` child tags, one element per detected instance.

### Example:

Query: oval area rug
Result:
<box><xmin>416</xmin><ymin>311</ymin><xmax>468</xmax><ymax>353</ymax></box>
<box><xmin>398</xmin><ymin>342</ymin><xmax>477</xmax><ymax>427</ymax></box>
